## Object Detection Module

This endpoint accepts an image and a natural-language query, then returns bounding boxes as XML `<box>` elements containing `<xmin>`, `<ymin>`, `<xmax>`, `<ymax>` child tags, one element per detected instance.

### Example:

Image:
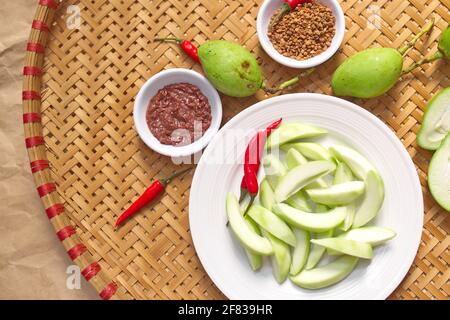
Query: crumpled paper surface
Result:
<box><xmin>0</xmin><ymin>0</ymin><xmax>98</xmax><ymax>299</ymax></box>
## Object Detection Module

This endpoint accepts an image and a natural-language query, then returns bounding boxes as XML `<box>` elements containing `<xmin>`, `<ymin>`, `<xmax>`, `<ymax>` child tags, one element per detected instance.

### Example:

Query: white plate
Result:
<box><xmin>189</xmin><ymin>93</ymin><xmax>423</xmax><ymax>300</ymax></box>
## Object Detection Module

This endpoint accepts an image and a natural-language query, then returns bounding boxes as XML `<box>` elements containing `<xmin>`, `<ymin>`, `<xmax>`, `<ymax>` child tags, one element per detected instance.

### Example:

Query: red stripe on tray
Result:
<box><xmin>32</xmin><ymin>20</ymin><xmax>50</xmax><ymax>32</ymax></box>
<box><xmin>46</xmin><ymin>203</ymin><xmax>65</xmax><ymax>219</ymax></box>
<box><xmin>37</xmin><ymin>182</ymin><xmax>56</xmax><ymax>197</ymax></box>
<box><xmin>23</xmin><ymin>66</ymin><xmax>42</xmax><ymax>76</ymax></box>
<box><xmin>23</xmin><ymin>113</ymin><xmax>42</xmax><ymax>124</ymax></box>
<box><xmin>100</xmin><ymin>282</ymin><xmax>118</xmax><ymax>300</ymax></box>
<box><xmin>56</xmin><ymin>225</ymin><xmax>76</xmax><ymax>241</ymax></box>
<box><xmin>81</xmin><ymin>262</ymin><xmax>101</xmax><ymax>281</ymax></box>
<box><xmin>30</xmin><ymin>159</ymin><xmax>49</xmax><ymax>173</ymax></box>
<box><xmin>68</xmin><ymin>244</ymin><xmax>87</xmax><ymax>261</ymax></box>
<box><xmin>25</xmin><ymin>136</ymin><xmax>45</xmax><ymax>148</ymax></box>
<box><xmin>27</xmin><ymin>42</ymin><xmax>45</xmax><ymax>53</ymax></box>
<box><xmin>39</xmin><ymin>0</ymin><xmax>58</xmax><ymax>9</ymax></box>
<box><xmin>23</xmin><ymin>91</ymin><xmax>41</xmax><ymax>100</ymax></box>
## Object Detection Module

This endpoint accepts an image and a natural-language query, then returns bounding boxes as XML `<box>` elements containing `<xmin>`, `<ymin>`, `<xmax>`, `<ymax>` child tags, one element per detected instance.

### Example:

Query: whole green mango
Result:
<box><xmin>332</xmin><ymin>48</ymin><xmax>403</xmax><ymax>99</ymax></box>
<box><xmin>198</xmin><ymin>40</ymin><xmax>263</xmax><ymax>97</ymax></box>
<box><xmin>438</xmin><ymin>26</ymin><xmax>450</xmax><ymax>59</ymax></box>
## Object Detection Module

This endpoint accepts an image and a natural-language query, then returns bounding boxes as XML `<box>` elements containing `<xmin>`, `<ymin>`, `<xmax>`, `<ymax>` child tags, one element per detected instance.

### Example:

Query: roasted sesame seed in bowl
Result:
<box><xmin>257</xmin><ymin>0</ymin><xmax>345</xmax><ymax>69</ymax></box>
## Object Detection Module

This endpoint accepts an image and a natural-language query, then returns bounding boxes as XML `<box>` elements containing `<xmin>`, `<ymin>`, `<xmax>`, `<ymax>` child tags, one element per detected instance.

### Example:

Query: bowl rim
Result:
<box><xmin>133</xmin><ymin>68</ymin><xmax>223</xmax><ymax>158</ymax></box>
<box><xmin>256</xmin><ymin>0</ymin><xmax>346</xmax><ymax>69</ymax></box>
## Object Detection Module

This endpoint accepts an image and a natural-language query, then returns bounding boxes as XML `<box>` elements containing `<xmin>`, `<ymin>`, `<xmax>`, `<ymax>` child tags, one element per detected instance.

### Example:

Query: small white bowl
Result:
<box><xmin>257</xmin><ymin>0</ymin><xmax>345</xmax><ymax>69</ymax></box>
<box><xmin>133</xmin><ymin>69</ymin><xmax>222</xmax><ymax>158</ymax></box>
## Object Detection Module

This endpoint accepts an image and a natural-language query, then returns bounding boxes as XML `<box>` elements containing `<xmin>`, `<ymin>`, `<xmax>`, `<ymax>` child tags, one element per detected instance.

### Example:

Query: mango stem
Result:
<box><xmin>398</xmin><ymin>17</ymin><xmax>435</xmax><ymax>56</ymax></box>
<box><xmin>402</xmin><ymin>51</ymin><xmax>444</xmax><ymax>74</ymax></box>
<box><xmin>262</xmin><ymin>68</ymin><xmax>315</xmax><ymax>94</ymax></box>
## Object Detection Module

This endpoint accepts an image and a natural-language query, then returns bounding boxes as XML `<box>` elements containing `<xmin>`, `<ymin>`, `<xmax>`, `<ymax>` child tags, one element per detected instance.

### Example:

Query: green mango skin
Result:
<box><xmin>332</xmin><ymin>48</ymin><xmax>403</xmax><ymax>99</ymax></box>
<box><xmin>438</xmin><ymin>26</ymin><xmax>450</xmax><ymax>59</ymax></box>
<box><xmin>198</xmin><ymin>40</ymin><xmax>263</xmax><ymax>97</ymax></box>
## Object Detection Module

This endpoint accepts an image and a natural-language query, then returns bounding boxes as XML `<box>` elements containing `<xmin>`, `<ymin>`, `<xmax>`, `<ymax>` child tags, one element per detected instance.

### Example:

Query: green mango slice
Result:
<box><xmin>260</xmin><ymin>179</ymin><xmax>276</xmax><ymax>211</ymax></box>
<box><xmin>286</xmin><ymin>148</ymin><xmax>308</xmax><ymax>169</ymax></box>
<box><xmin>275</xmin><ymin>161</ymin><xmax>336</xmax><ymax>202</ymax></box>
<box><xmin>311</xmin><ymin>238</ymin><xmax>374</xmax><ymax>259</ymax></box>
<box><xmin>247</xmin><ymin>205</ymin><xmax>296</xmax><ymax>246</ymax></box>
<box><xmin>329</xmin><ymin>145</ymin><xmax>376</xmax><ymax>180</ymax></box>
<box><xmin>282</xmin><ymin>142</ymin><xmax>333</xmax><ymax>161</ymax></box>
<box><xmin>226</xmin><ymin>193</ymin><xmax>273</xmax><ymax>255</ymax></box>
<box><xmin>262</xmin><ymin>230</ymin><xmax>291</xmax><ymax>284</ymax></box>
<box><xmin>266</xmin><ymin>123</ymin><xmax>327</xmax><ymax>149</ymax></box>
<box><xmin>305</xmin><ymin>229</ymin><xmax>333</xmax><ymax>270</ymax></box>
<box><xmin>306</xmin><ymin>181</ymin><xmax>366</xmax><ymax>206</ymax></box>
<box><xmin>417</xmin><ymin>87</ymin><xmax>450</xmax><ymax>150</ymax></box>
<box><xmin>290</xmin><ymin>256</ymin><xmax>359</xmax><ymax>290</ymax></box>
<box><xmin>244</xmin><ymin>216</ymin><xmax>263</xmax><ymax>271</ymax></box>
<box><xmin>285</xmin><ymin>148</ymin><xmax>329</xmax><ymax>189</ymax></box>
<box><xmin>286</xmin><ymin>190</ymin><xmax>313</xmax><ymax>212</ymax></box>
<box><xmin>334</xmin><ymin>162</ymin><xmax>354</xmax><ymax>184</ymax></box>
<box><xmin>290</xmin><ymin>228</ymin><xmax>310</xmax><ymax>276</ymax></box>
<box><xmin>428</xmin><ymin>134</ymin><xmax>450</xmax><ymax>211</ymax></box>
<box><xmin>331</xmin><ymin>47</ymin><xmax>403</xmax><ymax>99</ymax></box>
<box><xmin>333</xmin><ymin>162</ymin><xmax>356</xmax><ymax>231</ymax></box>
<box><xmin>353</xmin><ymin>171</ymin><xmax>385</xmax><ymax>228</ymax></box>
<box><xmin>263</xmin><ymin>155</ymin><xmax>287</xmax><ymax>190</ymax></box>
<box><xmin>330</xmin><ymin>226</ymin><xmax>397</xmax><ymax>251</ymax></box>
<box><xmin>273</xmin><ymin>204</ymin><xmax>347</xmax><ymax>232</ymax></box>
<box><xmin>198</xmin><ymin>40</ymin><xmax>263</xmax><ymax>97</ymax></box>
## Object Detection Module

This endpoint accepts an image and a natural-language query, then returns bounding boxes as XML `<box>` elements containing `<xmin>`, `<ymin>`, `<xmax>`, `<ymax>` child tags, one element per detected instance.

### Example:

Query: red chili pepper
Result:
<box><xmin>244</xmin><ymin>164</ymin><xmax>259</xmax><ymax>197</ymax></box>
<box><xmin>239</xmin><ymin>118</ymin><xmax>282</xmax><ymax>201</ymax></box>
<box><xmin>115</xmin><ymin>168</ymin><xmax>191</xmax><ymax>228</ymax></box>
<box><xmin>270</xmin><ymin>0</ymin><xmax>312</xmax><ymax>29</ymax></box>
<box><xmin>154</xmin><ymin>37</ymin><xmax>200</xmax><ymax>63</ymax></box>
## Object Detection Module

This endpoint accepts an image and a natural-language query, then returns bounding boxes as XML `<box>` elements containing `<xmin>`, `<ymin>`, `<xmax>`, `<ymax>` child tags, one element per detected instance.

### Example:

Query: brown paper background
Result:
<box><xmin>0</xmin><ymin>0</ymin><xmax>98</xmax><ymax>299</ymax></box>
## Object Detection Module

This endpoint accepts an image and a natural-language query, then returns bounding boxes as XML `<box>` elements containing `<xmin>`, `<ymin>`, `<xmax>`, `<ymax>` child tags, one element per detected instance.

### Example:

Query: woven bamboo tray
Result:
<box><xmin>23</xmin><ymin>0</ymin><xmax>449</xmax><ymax>300</ymax></box>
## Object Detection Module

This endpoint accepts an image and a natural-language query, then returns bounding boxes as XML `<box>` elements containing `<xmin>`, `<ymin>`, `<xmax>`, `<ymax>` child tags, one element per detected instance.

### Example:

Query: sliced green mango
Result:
<box><xmin>428</xmin><ymin>134</ymin><xmax>450</xmax><ymax>211</ymax></box>
<box><xmin>263</xmin><ymin>155</ymin><xmax>287</xmax><ymax>190</ymax></box>
<box><xmin>260</xmin><ymin>179</ymin><xmax>276</xmax><ymax>211</ymax></box>
<box><xmin>247</xmin><ymin>205</ymin><xmax>296</xmax><ymax>246</ymax></box>
<box><xmin>353</xmin><ymin>171</ymin><xmax>385</xmax><ymax>228</ymax></box>
<box><xmin>266</xmin><ymin>123</ymin><xmax>327</xmax><ymax>149</ymax></box>
<box><xmin>335</xmin><ymin>226</ymin><xmax>397</xmax><ymax>246</ymax></box>
<box><xmin>286</xmin><ymin>190</ymin><xmax>313</xmax><ymax>212</ymax></box>
<box><xmin>341</xmin><ymin>203</ymin><xmax>356</xmax><ymax>232</ymax></box>
<box><xmin>226</xmin><ymin>193</ymin><xmax>273</xmax><ymax>255</ymax></box>
<box><xmin>286</xmin><ymin>148</ymin><xmax>308</xmax><ymax>169</ymax></box>
<box><xmin>244</xmin><ymin>216</ymin><xmax>263</xmax><ymax>270</ymax></box>
<box><xmin>329</xmin><ymin>145</ymin><xmax>376</xmax><ymax>180</ymax></box>
<box><xmin>262</xmin><ymin>230</ymin><xmax>291</xmax><ymax>284</ymax></box>
<box><xmin>275</xmin><ymin>161</ymin><xmax>336</xmax><ymax>202</ymax></box>
<box><xmin>314</xmin><ymin>204</ymin><xmax>330</xmax><ymax>213</ymax></box>
<box><xmin>273</xmin><ymin>204</ymin><xmax>347</xmax><ymax>232</ymax></box>
<box><xmin>333</xmin><ymin>162</ymin><xmax>356</xmax><ymax>230</ymax></box>
<box><xmin>311</xmin><ymin>238</ymin><xmax>373</xmax><ymax>259</ymax></box>
<box><xmin>305</xmin><ymin>229</ymin><xmax>333</xmax><ymax>270</ymax></box>
<box><xmin>417</xmin><ymin>87</ymin><xmax>450</xmax><ymax>150</ymax></box>
<box><xmin>283</xmin><ymin>142</ymin><xmax>333</xmax><ymax>161</ymax></box>
<box><xmin>290</xmin><ymin>228</ymin><xmax>310</xmax><ymax>276</ymax></box>
<box><xmin>306</xmin><ymin>181</ymin><xmax>365</xmax><ymax>206</ymax></box>
<box><xmin>290</xmin><ymin>256</ymin><xmax>359</xmax><ymax>290</ymax></box>
<box><xmin>334</xmin><ymin>162</ymin><xmax>354</xmax><ymax>184</ymax></box>
<box><xmin>286</xmin><ymin>148</ymin><xmax>328</xmax><ymax>189</ymax></box>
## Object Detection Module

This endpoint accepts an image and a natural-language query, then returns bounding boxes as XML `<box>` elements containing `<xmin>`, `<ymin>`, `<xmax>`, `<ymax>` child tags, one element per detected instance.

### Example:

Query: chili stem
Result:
<box><xmin>269</xmin><ymin>3</ymin><xmax>291</xmax><ymax>31</ymax></box>
<box><xmin>398</xmin><ymin>18</ymin><xmax>435</xmax><ymax>56</ymax></box>
<box><xmin>402</xmin><ymin>50</ymin><xmax>444</xmax><ymax>74</ymax></box>
<box><xmin>160</xmin><ymin>167</ymin><xmax>192</xmax><ymax>185</ymax></box>
<box><xmin>262</xmin><ymin>68</ymin><xmax>315</xmax><ymax>94</ymax></box>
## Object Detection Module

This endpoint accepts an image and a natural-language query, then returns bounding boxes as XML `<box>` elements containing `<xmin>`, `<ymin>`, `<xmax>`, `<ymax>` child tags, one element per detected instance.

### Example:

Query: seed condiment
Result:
<box><xmin>268</xmin><ymin>2</ymin><xmax>336</xmax><ymax>61</ymax></box>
